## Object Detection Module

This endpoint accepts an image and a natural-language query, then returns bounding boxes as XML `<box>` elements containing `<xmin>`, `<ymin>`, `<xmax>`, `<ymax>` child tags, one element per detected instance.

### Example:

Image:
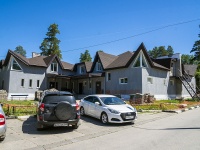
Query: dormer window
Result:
<box><xmin>133</xmin><ymin>51</ymin><xmax>148</xmax><ymax>68</ymax></box>
<box><xmin>96</xmin><ymin>61</ymin><xmax>102</xmax><ymax>71</ymax></box>
<box><xmin>11</xmin><ymin>58</ymin><xmax>22</xmax><ymax>70</ymax></box>
<box><xmin>51</xmin><ymin>61</ymin><xmax>58</xmax><ymax>72</ymax></box>
<box><xmin>80</xmin><ymin>66</ymin><xmax>85</xmax><ymax>74</ymax></box>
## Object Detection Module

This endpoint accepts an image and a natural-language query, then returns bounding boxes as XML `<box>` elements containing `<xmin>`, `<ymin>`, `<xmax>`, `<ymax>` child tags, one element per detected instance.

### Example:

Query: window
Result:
<box><xmin>29</xmin><ymin>79</ymin><xmax>32</xmax><ymax>88</ymax></box>
<box><xmin>2</xmin><ymin>80</ymin><xmax>4</xmax><ymax>89</ymax></box>
<box><xmin>147</xmin><ymin>77</ymin><xmax>153</xmax><ymax>84</ymax></box>
<box><xmin>170</xmin><ymin>80</ymin><xmax>174</xmax><ymax>86</ymax></box>
<box><xmin>21</xmin><ymin>79</ymin><xmax>24</xmax><ymax>87</ymax></box>
<box><xmin>164</xmin><ymin>79</ymin><xmax>167</xmax><ymax>86</ymax></box>
<box><xmin>107</xmin><ymin>72</ymin><xmax>111</xmax><ymax>81</ymax></box>
<box><xmin>72</xmin><ymin>82</ymin><xmax>74</xmax><ymax>90</ymax></box>
<box><xmin>119</xmin><ymin>77</ymin><xmax>128</xmax><ymax>84</ymax></box>
<box><xmin>51</xmin><ymin>61</ymin><xmax>58</xmax><ymax>72</ymax></box>
<box><xmin>84</xmin><ymin>81</ymin><xmax>87</xmax><ymax>86</ymax></box>
<box><xmin>80</xmin><ymin>66</ymin><xmax>85</xmax><ymax>74</ymax></box>
<box><xmin>89</xmin><ymin>81</ymin><xmax>92</xmax><ymax>89</ymax></box>
<box><xmin>37</xmin><ymin>80</ymin><xmax>40</xmax><ymax>88</ymax></box>
<box><xmin>96</xmin><ymin>61</ymin><xmax>102</xmax><ymax>71</ymax></box>
<box><xmin>12</xmin><ymin>58</ymin><xmax>22</xmax><ymax>70</ymax></box>
<box><xmin>133</xmin><ymin>52</ymin><xmax>148</xmax><ymax>68</ymax></box>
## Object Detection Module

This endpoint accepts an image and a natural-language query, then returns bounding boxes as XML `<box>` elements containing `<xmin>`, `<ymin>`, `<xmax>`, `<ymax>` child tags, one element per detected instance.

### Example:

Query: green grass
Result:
<box><xmin>0</xmin><ymin>100</ymin><xmax>37</xmax><ymax>116</ymax></box>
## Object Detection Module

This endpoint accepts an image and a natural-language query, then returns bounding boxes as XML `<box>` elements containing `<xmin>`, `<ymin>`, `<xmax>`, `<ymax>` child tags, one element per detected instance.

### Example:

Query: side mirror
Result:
<box><xmin>95</xmin><ymin>102</ymin><xmax>100</xmax><ymax>105</ymax></box>
<box><xmin>0</xmin><ymin>103</ymin><xmax>3</xmax><ymax>107</ymax></box>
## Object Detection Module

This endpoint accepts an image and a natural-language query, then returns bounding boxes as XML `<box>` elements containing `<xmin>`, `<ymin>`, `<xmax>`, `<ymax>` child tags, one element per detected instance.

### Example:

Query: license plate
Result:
<box><xmin>54</xmin><ymin>123</ymin><xmax>68</xmax><ymax>127</ymax></box>
<box><xmin>125</xmin><ymin>116</ymin><xmax>134</xmax><ymax>119</ymax></box>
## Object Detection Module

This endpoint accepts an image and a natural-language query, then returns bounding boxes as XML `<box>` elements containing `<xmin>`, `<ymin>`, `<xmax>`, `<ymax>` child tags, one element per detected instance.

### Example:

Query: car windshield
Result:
<box><xmin>100</xmin><ymin>96</ymin><xmax>126</xmax><ymax>105</ymax></box>
<box><xmin>43</xmin><ymin>94</ymin><xmax>76</xmax><ymax>104</ymax></box>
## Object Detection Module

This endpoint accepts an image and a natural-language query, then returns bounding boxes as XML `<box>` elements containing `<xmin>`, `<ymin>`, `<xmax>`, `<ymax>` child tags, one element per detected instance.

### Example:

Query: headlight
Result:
<box><xmin>127</xmin><ymin>106</ymin><xmax>135</xmax><ymax>111</ymax></box>
<box><xmin>108</xmin><ymin>108</ymin><xmax>120</xmax><ymax>114</ymax></box>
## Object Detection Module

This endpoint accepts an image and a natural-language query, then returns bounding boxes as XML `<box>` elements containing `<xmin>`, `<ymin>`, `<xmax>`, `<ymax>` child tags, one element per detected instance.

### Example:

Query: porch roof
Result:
<box><xmin>69</xmin><ymin>73</ymin><xmax>105</xmax><ymax>79</ymax></box>
<box><xmin>47</xmin><ymin>73</ymin><xmax>104</xmax><ymax>79</ymax></box>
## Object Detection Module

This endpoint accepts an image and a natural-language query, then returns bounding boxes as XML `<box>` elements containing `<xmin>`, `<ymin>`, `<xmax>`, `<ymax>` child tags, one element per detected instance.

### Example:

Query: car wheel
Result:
<box><xmin>72</xmin><ymin>123</ymin><xmax>79</xmax><ymax>129</ymax></box>
<box><xmin>80</xmin><ymin>107</ymin><xmax>85</xmax><ymax>116</ymax></box>
<box><xmin>101</xmin><ymin>112</ymin><xmax>108</xmax><ymax>124</ymax></box>
<box><xmin>0</xmin><ymin>137</ymin><xmax>5</xmax><ymax>141</ymax></box>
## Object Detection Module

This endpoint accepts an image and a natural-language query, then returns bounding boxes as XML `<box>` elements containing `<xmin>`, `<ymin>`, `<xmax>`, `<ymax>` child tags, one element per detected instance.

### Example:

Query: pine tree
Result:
<box><xmin>40</xmin><ymin>23</ymin><xmax>62</xmax><ymax>59</ymax></box>
<box><xmin>80</xmin><ymin>50</ymin><xmax>92</xmax><ymax>62</ymax></box>
<box><xmin>14</xmin><ymin>45</ymin><xmax>26</xmax><ymax>57</ymax></box>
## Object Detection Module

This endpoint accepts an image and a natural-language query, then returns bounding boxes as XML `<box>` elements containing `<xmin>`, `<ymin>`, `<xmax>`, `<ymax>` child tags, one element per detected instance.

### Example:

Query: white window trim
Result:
<box><xmin>29</xmin><ymin>79</ymin><xmax>33</xmax><ymax>88</ymax></box>
<box><xmin>50</xmin><ymin>62</ymin><xmax>58</xmax><ymax>72</ymax></box>
<box><xmin>96</xmin><ymin>62</ymin><xmax>102</xmax><ymax>71</ymax></box>
<box><xmin>21</xmin><ymin>79</ymin><xmax>25</xmax><ymax>87</ymax></box>
<box><xmin>119</xmin><ymin>77</ymin><xmax>128</xmax><ymax>84</ymax></box>
<box><xmin>80</xmin><ymin>65</ymin><xmax>85</xmax><ymax>74</ymax></box>
<box><xmin>147</xmin><ymin>77</ymin><xmax>153</xmax><ymax>84</ymax></box>
<box><xmin>11</xmin><ymin>57</ymin><xmax>22</xmax><ymax>71</ymax></box>
<box><xmin>132</xmin><ymin>51</ymin><xmax>148</xmax><ymax>68</ymax></box>
<box><xmin>106</xmin><ymin>72</ymin><xmax>111</xmax><ymax>81</ymax></box>
<box><xmin>37</xmin><ymin>80</ymin><xmax>40</xmax><ymax>88</ymax></box>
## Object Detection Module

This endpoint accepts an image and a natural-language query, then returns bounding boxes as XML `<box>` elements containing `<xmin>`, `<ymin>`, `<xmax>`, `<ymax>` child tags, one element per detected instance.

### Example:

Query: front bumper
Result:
<box><xmin>108</xmin><ymin>111</ymin><xmax>137</xmax><ymax>123</ymax></box>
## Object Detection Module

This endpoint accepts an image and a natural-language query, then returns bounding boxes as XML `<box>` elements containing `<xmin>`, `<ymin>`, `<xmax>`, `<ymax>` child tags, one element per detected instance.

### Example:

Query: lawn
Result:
<box><xmin>0</xmin><ymin>100</ymin><xmax>37</xmax><ymax>116</ymax></box>
<box><xmin>129</xmin><ymin>99</ymin><xmax>200</xmax><ymax>111</ymax></box>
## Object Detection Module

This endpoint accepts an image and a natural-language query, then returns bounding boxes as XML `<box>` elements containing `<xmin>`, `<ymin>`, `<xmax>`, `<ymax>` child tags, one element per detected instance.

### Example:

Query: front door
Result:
<box><xmin>96</xmin><ymin>82</ymin><xmax>101</xmax><ymax>94</ymax></box>
<box><xmin>79</xmin><ymin>83</ymin><xmax>83</xmax><ymax>94</ymax></box>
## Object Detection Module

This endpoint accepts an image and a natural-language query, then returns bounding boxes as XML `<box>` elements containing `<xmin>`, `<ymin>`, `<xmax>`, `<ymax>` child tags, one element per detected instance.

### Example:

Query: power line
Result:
<box><xmin>62</xmin><ymin>18</ymin><xmax>200</xmax><ymax>53</ymax></box>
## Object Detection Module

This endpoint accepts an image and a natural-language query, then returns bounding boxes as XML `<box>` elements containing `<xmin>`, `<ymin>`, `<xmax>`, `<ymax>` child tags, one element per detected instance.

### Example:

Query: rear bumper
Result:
<box><xmin>37</xmin><ymin>116</ymin><xmax>80</xmax><ymax>126</ymax></box>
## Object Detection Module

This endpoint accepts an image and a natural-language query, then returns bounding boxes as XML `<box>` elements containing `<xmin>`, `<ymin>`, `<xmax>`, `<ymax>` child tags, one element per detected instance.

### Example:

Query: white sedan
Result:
<box><xmin>79</xmin><ymin>94</ymin><xmax>137</xmax><ymax>124</ymax></box>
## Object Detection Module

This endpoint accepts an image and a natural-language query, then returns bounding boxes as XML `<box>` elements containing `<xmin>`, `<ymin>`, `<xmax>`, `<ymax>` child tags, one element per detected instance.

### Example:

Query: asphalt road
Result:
<box><xmin>1</xmin><ymin>109</ymin><xmax>200</xmax><ymax>150</ymax></box>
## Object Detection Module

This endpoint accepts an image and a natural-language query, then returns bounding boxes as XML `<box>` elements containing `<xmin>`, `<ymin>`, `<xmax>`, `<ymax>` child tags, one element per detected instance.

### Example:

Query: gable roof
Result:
<box><xmin>2</xmin><ymin>50</ymin><xmax>72</xmax><ymax>70</ymax></box>
<box><xmin>106</xmin><ymin>51</ymin><xmax>134</xmax><ymax>69</ymax></box>
<box><xmin>103</xmin><ymin>43</ymin><xmax>169</xmax><ymax>71</ymax></box>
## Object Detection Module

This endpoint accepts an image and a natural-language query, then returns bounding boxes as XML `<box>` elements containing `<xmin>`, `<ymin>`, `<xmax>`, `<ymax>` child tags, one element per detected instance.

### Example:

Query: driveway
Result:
<box><xmin>1</xmin><ymin>112</ymin><xmax>175</xmax><ymax>150</ymax></box>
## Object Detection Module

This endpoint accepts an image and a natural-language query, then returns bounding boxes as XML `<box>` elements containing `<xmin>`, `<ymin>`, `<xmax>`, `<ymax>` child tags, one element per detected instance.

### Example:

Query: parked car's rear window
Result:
<box><xmin>100</xmin><ymin>96</ymin><xmax>126</xmax><ymax>105</ymax></box>
<box><xmin>42</xmin><ymin>94</ymin><xmax>76</xmax><ymax>104</ymax></box>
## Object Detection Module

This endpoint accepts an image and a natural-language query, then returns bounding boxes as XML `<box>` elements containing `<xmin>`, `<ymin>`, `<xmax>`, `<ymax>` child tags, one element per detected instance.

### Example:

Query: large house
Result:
<box><xmin>0</xmin><ymin>43</ymin><xmax>197</xmax><ymax>100</ymax></box>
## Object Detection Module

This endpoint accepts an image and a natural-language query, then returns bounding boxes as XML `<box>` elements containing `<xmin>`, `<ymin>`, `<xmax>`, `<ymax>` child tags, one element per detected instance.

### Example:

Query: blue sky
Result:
<box><xmin>0</xmin><ymin>0</ymin><xmax>200</xmax><ymax>64</ymax></box>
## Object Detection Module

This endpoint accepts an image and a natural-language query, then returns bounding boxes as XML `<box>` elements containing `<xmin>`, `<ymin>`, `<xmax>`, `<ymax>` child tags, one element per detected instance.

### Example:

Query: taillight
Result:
<box><xmin>39</xmin><ymin>103</ymin><xmax>45</xmax><ymax>112</ymax></box>
<box><xmin>0</xmin><ymin>114</ymin><xmax>5</xmax><ymax>125</ymax></box>
<box><xmin>76</xmin><ymin>102</ymin><xmax>79</xmax><ymax>111</ymax></box>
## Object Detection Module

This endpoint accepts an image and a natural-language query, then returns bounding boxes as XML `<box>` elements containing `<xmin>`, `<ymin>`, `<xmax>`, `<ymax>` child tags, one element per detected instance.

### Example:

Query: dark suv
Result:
<box><xmin>36</xmin><ymin>91</ymin><xmax>80</xmax><ymax>130</ymax></box>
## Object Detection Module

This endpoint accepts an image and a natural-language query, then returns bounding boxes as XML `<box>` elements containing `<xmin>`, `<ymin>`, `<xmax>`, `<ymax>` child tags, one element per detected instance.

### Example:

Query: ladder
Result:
<box><xmin>178</xmin><ymin>70</ymin><xmax>200</xmax><ymax>100</ymax></box>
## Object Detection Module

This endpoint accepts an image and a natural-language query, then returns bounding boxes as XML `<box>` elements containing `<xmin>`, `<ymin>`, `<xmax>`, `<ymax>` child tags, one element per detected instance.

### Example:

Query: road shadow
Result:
<box><xmin>22</xmin><ymin>116</ymin><xmax>74</xmax><ymax>135</ymax></box>
<box><xmin>80</xmin><ymin>115</ymin><xmax>134</xmax><ymax>127</ymax></box>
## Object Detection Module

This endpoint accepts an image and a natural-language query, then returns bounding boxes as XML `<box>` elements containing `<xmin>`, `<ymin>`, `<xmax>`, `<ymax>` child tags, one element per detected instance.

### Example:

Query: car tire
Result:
<box><xmin>55</xmin><ymin>102</ymin><xmax>73</xmax><ymax>120</ymax></box>
<box><xmin>80</xmin><ymin>107</ymin><xmax>85</xmax><ymax>116</ymax></box>
<box><xmin>101</xmin><ymin>112</ymin><xmax>108</xmax><ymax>124</ymax></box>
<box><xmin>0</xmin><ymin>137</ymin><xmax>5</xmax><ymax>141</ymax></box>
<box><xmin>72</xmin><ymin>123</ymin><xmax>79</xmax><ymax>129</ymax></box>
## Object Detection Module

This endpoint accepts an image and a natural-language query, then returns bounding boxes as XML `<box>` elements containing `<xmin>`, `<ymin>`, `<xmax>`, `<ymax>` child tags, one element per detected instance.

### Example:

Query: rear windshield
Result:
<box><xmin>42</xmin><ymin>94</ymin><xmax>76</xmax><ymax>104</ymax></box>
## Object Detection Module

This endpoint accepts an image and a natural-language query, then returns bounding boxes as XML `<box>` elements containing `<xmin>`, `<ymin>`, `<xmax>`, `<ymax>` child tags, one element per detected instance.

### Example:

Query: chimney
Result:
<box><xmin>32</xmin><ymin>52</ymin><xmax>41</xmax><ymax>58</ymax></box>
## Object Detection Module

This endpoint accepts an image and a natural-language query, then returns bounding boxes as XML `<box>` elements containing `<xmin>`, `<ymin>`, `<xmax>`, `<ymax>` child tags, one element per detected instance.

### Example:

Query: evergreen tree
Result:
<box><xmin>40</xmin><ymin>23</ymin><xmax>62</xmax><ymax>59</ymax></box>
<box><xmin>190</xmin><ymin>25</ymin><xmax>200</xmax><ymax>61</ymax></box>
<box><xmin>80</xmin><ymin>50</ymin><xmax>92</xmax><ymax>62</ymax></box>
<box><xmin>14</xmin><ymin>45</ymin><xmax>26</xmax><ymax>57</ymax></box>
<box><xmin>148</xmin><ymin>45</ymin><xmax>174</xmax><ymax>58</ymax></box>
